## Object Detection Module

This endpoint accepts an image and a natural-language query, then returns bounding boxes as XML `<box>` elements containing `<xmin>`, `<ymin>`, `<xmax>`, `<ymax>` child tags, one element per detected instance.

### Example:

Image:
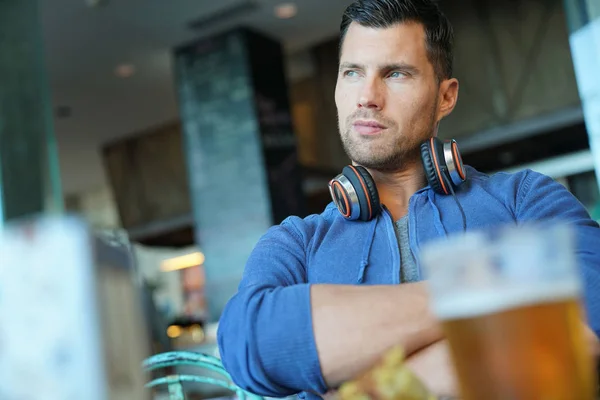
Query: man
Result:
<box><xmin>217</xmin><ymin>0</ymin><xmax>600</xmax><ymax>398</ymax></box>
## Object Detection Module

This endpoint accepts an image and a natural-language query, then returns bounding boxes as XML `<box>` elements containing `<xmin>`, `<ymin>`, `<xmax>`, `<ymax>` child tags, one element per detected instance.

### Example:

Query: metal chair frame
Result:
<box><xmin>143</xmin><ymin>351</ymin><xmax>264</xmax><ymax>400</ymax></box>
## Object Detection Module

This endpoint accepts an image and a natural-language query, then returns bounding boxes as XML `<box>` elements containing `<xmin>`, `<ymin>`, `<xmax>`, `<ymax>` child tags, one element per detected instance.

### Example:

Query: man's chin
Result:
<box><xmin>351</xmin><ymin>151</ymin><xmax>420</xmax><ymax>172</ymax></box>
<box><xmin>350</xmin><ymin>158</ymin><xmax>397</xmax><ymax>171</ymax></box>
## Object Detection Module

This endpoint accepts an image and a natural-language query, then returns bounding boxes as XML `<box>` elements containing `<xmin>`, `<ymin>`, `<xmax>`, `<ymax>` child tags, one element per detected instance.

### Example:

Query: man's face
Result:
<box><xmin>335</xmin><ymin>22</ymin><xmax>452</xmax><ymax>171</ymax></box>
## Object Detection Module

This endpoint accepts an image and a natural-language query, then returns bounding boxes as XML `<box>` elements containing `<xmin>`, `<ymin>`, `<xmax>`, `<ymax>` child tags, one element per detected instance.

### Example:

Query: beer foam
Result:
<box><xmin>434</xmin><ymin>280</ymin><xmax>581</xmax><ymax>320</ymax></box>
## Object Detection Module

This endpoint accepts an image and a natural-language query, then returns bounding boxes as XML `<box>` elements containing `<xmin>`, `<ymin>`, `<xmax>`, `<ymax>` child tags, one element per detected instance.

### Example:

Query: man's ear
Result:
<box><xmin>437</xmin><ymin>78</ymin><xmax>459</xmax><ymax>121</ymax></box>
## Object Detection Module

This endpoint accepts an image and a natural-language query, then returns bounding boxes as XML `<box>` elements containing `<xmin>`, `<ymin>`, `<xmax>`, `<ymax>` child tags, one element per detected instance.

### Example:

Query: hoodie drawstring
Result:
<box><xmin>357</xmin><ymin>216</ymin><xmax>378</xmax><ymax>283</ymax></box>
<box><xmin>427</xmin><ymin>190</ymin><xmax>448</xmax><ymax>237</ymax></box>
<box><xmin>355</xmin><ymin>189</ymin><xmax>461</xmax><ymax>284</ymax></box>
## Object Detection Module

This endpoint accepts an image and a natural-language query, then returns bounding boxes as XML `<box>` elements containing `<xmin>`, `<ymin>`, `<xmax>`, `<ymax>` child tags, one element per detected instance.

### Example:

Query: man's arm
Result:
<box><xmin>312</xmin><ymin>283</ymin><xmax>441</xmax><ymax>388</ymax></box>
<box><xmin>398</xmin><ymin>170</ymin><xmax>600</xmax><ymax>398</ymax></box>
<box><xmin>516</xmin><ymin>170</ymin><xmax>600</xmax><ymax>335</ymax></box>
<box><xmin>217</xmin><ymin>216</ymin><xmax>441</xmax><ymax>397</ymax></box>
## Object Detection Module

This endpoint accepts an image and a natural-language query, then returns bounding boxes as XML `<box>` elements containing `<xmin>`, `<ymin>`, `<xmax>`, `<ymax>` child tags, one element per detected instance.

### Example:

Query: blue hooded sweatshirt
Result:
<box><xmin>217</xmin><ymin>166</ymin><xmax>600</xmax><ymax>399</ymax></box>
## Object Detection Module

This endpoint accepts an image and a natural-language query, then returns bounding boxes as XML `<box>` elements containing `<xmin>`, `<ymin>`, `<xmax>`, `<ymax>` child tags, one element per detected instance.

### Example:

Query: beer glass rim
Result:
<box><xmin>420</xmin><ymin>222</ymin><xmax>581</xmax><ymax>320</ymax></box>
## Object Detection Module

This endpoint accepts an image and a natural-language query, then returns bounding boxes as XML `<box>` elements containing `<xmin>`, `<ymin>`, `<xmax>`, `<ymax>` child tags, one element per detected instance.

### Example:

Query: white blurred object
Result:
<box><xmin>0</xmin><ymin>217</ymin><xmax>106</xmax><ymax>400</ymax></box>
<box><xmin>0</xmin><ymin>216</ymin><xmax>150</xmax><ymax>400</ymax></box>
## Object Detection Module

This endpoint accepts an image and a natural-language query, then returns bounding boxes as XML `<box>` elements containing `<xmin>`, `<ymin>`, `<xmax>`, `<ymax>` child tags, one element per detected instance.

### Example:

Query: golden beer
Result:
<box><xmin>421</xmin><ymin>224</ymin><xmax>597</xmax><ymax>400</ymax></box>
<box><xmin>441</xmin><ymin>293</ymin><xmax>596</xmax><ymax>399</ymax></box>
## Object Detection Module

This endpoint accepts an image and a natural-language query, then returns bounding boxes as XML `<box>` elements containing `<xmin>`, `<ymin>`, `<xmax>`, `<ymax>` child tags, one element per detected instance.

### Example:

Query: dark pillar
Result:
<box><xmin>174</xmin><ymin>28</ymin><xmax>306</xmax><ymax>320</ymax></box>
<box><xmin>564</xmin><ymin>0</ymin><xmax>600</xmax><ymax>188</ymax></box>
<box><xmin>0</xmin><ymin>0</ymin><xmax>63</xmax><ymax>224</ymax></box>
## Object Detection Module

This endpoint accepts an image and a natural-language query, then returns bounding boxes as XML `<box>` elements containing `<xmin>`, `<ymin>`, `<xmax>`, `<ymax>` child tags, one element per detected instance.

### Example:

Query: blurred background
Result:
<box><xmin>0</xmin><ymin>0</ymin><xmax>599</xmax><ymax>399</ymax></box>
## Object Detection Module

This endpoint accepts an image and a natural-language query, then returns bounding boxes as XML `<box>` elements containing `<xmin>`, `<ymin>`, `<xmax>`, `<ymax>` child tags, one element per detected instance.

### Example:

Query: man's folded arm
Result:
<box><xmin>516</xmin><ymin>169</ymin><xmax>600</xmax><ymax>335</ymax></box>
<box><xmin>217</xmin><ymin>218</ymin><xmax>326</xmax><ymax>397</ymax></box>
<box><xmin>217</xmin><ymin>217</ymin><xmax>442</xmax><ymax>396</ymax></box>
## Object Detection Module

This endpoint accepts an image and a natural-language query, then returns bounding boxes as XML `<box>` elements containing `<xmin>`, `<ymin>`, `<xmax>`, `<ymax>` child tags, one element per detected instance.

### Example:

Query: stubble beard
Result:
<box><xmin>339</xmin><ymin>108</ymin><xmax>438</xmax><ymax>172</ymax></box>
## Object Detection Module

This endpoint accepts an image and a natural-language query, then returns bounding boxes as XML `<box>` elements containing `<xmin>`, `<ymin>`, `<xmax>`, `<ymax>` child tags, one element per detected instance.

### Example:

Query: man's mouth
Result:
<box><xmin>353</xmin><ymin>120</ymin><xmax>386</xmax><ymax>135</ymax></box>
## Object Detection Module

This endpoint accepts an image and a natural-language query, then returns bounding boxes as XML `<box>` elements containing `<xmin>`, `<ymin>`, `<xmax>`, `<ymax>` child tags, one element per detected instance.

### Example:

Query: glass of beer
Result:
<box><xmin>420</xmin><ymin>223</ymin><xmax>597</xmax><ymax>400</ymax></box>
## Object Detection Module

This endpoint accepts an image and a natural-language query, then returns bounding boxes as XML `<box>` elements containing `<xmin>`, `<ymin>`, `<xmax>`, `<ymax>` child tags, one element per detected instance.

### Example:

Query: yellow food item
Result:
<box><xmin>337</xmin><ymin>346</ymin><xmax>436</xmax><ymax>400</ymax></box>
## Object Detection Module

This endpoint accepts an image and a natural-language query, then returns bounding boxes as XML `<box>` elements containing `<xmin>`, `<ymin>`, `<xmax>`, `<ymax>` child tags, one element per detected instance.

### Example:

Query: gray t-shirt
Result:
<box><xmin>393</xmin><ymin>215</ymin><xmax>419</xmax><ymax>283</ymax></box>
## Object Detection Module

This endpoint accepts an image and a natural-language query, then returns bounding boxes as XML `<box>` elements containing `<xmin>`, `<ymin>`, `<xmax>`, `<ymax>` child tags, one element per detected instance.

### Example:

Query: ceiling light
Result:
<box><xmin>275</xmin><ymin>3</ymin><xmax>297</xmax><ymax>19</ymax></box>
<box><xmin>114</xmin><ymin>64</ymin><xmax>135</xmax><ymax>78</ymax></box>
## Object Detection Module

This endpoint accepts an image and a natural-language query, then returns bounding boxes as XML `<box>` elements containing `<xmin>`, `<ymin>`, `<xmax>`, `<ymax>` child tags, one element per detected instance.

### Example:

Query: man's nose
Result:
<box><xmin>358</xmin><ymin>78</ymin><xmax>384</xmax><ymax>110</ymax></box>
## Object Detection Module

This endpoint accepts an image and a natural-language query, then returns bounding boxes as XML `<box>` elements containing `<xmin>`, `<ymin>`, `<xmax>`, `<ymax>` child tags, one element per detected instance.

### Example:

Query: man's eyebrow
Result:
<box><xmin>339</xmin><ymin>62</ymin><xmax>364</xmax><ymax>72</ymax></box>
<box><xmin>381</xmin><ymin>63</ymin><xmax>420</xmax><ymax>74</ymax></box>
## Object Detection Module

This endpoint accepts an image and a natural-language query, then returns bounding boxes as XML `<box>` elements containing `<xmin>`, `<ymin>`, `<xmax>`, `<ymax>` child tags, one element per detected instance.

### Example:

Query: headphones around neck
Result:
<box><xmin>328</xmin><ymin>137</ymin><xmax>467</xmax><ymax>221</ymax></box>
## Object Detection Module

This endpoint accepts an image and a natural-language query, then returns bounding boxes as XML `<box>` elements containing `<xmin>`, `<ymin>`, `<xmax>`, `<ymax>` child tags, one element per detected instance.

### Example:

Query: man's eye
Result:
<box><xmin>389</xmin><ymin>71</ymin><xmax>406</xmax><ymax>79</ymax></box>
<box><xmin>344</xmin><ymin>70</ymin><xmax>359</xmax><ymax>77</ymax></box>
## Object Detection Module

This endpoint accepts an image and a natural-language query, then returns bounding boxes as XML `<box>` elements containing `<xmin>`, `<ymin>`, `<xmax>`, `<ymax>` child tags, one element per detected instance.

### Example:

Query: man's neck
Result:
<box><xmin>366</xmin><ymin>162</ymin><xmax>426</xmax><ymax>221</ymax></box>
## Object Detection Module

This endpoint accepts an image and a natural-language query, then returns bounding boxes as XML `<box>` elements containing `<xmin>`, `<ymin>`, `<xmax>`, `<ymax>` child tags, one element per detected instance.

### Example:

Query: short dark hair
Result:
<box><xmin>339</xmin><ymin>0</ymin><xmax>454</xmax><ymax>81</ymax></box>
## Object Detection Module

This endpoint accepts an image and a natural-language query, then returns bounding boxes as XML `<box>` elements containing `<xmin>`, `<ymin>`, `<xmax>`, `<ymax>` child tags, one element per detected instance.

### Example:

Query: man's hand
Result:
<box><xmin>405</xmin><ymin>340</ymin><xmax>459</xmax><ymax>398</ymax></box>
<box><xmin>312</xmin><ymin>283</ymin><xmax>442</xmax><ymax>387</ymax></box>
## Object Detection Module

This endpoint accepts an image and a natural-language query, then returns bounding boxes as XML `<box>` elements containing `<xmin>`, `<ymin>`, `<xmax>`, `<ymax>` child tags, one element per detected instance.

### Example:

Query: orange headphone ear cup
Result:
<box><xmin>342</xmin><ymin>166</ymin><xmax>380</xmax><ymax>221</ymax></box>
<box><xmin>450</xmin><ymin>140</ymin><xmax>467</xmax><ymax>184</ymax></box>
<box><xmin>353</xmin><ymin>166</ymin><xmax>380</xmax><ymax>217</ymax></box>
<box><xmin>420</xmin><ymin>140</ymin><xmax>446</xmax><ymax>194</ymax></box>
